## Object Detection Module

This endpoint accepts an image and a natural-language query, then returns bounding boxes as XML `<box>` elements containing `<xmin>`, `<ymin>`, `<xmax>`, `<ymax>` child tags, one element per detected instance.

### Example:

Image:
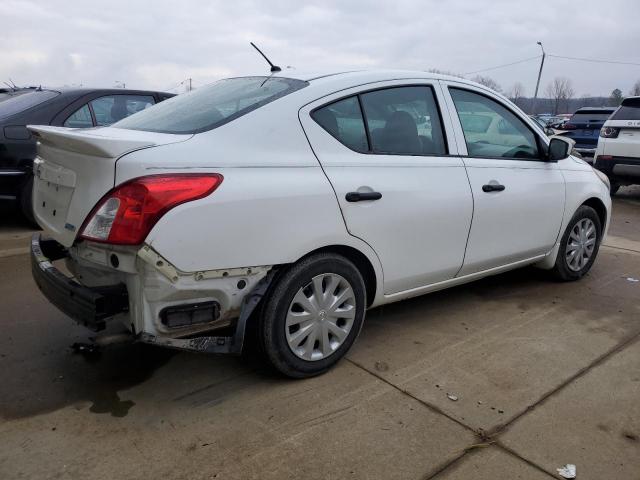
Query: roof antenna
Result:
<box><xmin>250</xmin><ymin>42</ymin><xmax>281</xmax><ymax>73</ymax></box>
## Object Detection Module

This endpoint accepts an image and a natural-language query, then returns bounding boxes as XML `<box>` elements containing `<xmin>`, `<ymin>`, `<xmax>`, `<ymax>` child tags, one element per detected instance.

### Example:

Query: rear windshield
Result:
<box><xmin>569</xmin><ymin>111</ymin><xmax>613</xmax><ymax>123</ymax></box>
<box><xmin>0</xmin><ymin>90</ymin><xmax>59</xmax><ymax>120</ymax></box>
<box><xmin>113</xmin><ymin>77</ymin><xmax>308</xmax><ymax>134</ymax></box>
<box><xmin>612</xmin><ymin>98</ymin><xmax>640</xmax><ymax>120</ymax></box>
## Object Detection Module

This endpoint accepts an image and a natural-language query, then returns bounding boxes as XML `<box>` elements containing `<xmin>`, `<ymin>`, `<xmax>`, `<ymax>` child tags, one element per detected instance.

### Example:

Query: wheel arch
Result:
<box><xmin>296</xmin><ymin>244</ymin><xmax>379</xmax><ymax>307</ymax></box>
<box><xmin>582</xmin><ymin>196</ymin><xmax>608</xmax><ymax>231</ymax></box>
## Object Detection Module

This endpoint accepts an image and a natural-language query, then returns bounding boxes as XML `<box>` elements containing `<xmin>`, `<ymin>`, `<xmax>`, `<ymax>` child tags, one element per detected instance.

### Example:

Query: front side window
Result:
<box><xmin>64</xmin><ymin>104</ymin><xmax>93</xmax><ymax>128</ymax></box>
<box><xmin>450</xmin><ymin>88</ymin><xmax>540</xmax><ymax>159</ymax></box>
<box><xmin>90</xmin><ymin>95</ymin><xmax>155</xmax><ymax>126</ymax></box>
<box><xmin>114</xmin><ymin>77</ymin><xmax>308</xmax><ymax>134</ymax></box>
<box><xmin>311</xmin><ymin>96</ymin><xmax>368</xmax><ymax>152</ymax></box>
<box><xmin>360</xmin><ymin>86</ymin><xmax>446</xmax><ymax>155</ymax></box>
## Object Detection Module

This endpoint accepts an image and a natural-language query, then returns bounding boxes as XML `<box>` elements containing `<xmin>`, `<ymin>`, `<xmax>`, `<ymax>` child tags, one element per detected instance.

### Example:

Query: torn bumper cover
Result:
<box><xmin>30</xmin><ymin>234</ymin><xmax>129</xmax><ymax>331</ymax></box>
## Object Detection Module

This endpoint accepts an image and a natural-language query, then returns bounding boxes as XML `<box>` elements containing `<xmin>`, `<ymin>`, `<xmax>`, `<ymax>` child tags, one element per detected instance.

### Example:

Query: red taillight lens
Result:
<box><xmin>562</xmin><ymin>123</ymin><xmax>577</xmax><ymax>130</ymax></box>
<box><xmin>80</xmin><ymin>174</ymin><xmax>223</xmax><ymax>245</ymax></box>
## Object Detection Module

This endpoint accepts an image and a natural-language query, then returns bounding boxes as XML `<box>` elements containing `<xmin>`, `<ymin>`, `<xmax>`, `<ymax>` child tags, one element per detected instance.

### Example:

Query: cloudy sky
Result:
<box><xmin>2</xmin><ymin>0</ymin><xmax>640</xmax><ymax>97</ymax></box>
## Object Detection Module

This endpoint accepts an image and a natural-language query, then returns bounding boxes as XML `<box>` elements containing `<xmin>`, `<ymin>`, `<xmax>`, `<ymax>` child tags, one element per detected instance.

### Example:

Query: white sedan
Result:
<box><xmin>29</xmin><ymin>70</ymin><xmax>611</xmax><ymax>377</ymax></box>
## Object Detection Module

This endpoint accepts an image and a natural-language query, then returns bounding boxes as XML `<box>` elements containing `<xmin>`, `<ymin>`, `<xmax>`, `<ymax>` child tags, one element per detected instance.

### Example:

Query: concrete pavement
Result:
<box><xmin>0</xmin><ymin>188</ymin><xmax>638</xmax><ymax>479</ymax></box>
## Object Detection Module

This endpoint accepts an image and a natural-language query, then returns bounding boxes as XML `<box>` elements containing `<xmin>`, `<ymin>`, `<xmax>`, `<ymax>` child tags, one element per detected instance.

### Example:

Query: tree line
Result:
<box><xmin>475</xmin><ymin>75</ymin><xmax>640</xmax><ymax>115</ymax></box>
<box><xmin>427</xmin><ymin>69</ymin><xmax>640</xmax><ymax>115</ymax></box>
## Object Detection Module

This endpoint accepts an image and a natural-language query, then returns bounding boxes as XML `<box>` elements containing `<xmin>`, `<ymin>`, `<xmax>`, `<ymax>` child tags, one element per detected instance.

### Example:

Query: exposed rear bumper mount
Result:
<box><xmin>137</xmin><ymin>268</ymin><xmax>276</xmax><ymax>355</ymax></box>
<box><xmin>30</xmin><ymin>234</ymin><xmax>129</xmax><ymax>331</ymax></box>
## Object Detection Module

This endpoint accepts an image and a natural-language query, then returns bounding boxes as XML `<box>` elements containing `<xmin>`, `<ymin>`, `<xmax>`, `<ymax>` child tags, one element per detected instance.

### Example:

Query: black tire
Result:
<box><xmin>19</xmin><ymin>175</ymin><xmax>38</xmax><ymax>227</ymax></box>
<box><xmin>259</xmin><ymin>253</ymin><xmax>366</xmax><ymax>378</ymax></box>
<box><xmin>552</xmin><ymin>205</ymin><xmax>602</xmax><ymax>281</ymax></box>
<box><xmin>610</xmin><ymin>182</ymin><xmax>620</xmax><ymax>195</ymax></box>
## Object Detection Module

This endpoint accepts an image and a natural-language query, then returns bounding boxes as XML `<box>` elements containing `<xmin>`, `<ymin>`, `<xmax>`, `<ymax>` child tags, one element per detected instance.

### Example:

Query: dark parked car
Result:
<box><xmin>0</xmin><ymin>87</ymin><xmax>174</xmax><ymax>222</ymax></box>
<box><xmin>556</xmin><ymin>107</ymin><xmax>615</xmax><ymax>160</ymax></box>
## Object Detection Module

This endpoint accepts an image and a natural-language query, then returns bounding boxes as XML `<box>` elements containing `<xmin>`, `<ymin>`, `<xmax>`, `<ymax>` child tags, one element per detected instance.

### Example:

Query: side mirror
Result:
<box><xmin>547</xmin><ymin>136</ymin><xmax>574</xmax><ymax>162</ymax></box>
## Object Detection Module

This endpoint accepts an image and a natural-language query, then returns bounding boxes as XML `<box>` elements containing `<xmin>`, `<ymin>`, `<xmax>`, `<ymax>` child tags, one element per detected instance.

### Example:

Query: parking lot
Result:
<box><xmin>0</xmin><ymin>188</ymin><xmax>638</xmax><ymax>480</ymax></box>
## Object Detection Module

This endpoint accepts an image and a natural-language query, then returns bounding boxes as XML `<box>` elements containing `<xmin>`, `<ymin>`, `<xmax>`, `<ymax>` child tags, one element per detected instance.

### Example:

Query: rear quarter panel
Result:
<box><xmin>115</xmin><ymin>102</ymin><xmax>385</xmax><ymax>301</ymax></box>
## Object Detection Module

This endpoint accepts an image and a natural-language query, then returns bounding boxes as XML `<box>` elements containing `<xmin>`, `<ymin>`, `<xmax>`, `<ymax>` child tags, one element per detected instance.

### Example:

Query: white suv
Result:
<box><xmin>29</xmin><ymin>70</ymin><xmax>611</xmax><ymax>377</ymax></box>
<box><xmin>595</xmin><ymin>96</ymin><xmax>640</xmax><ymax>193</ymax></box>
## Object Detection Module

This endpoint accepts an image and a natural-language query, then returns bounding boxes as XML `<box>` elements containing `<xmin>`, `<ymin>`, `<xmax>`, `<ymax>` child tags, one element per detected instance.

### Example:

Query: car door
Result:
<box><xmin>299</xmin><ymin>82</ymin><xmax>473</xmax><ymax>294</ymax></box>
<box><xmin>441</xmin><ymin>81</ymin><xmax>565</xmax><ymax>275</ymax></box>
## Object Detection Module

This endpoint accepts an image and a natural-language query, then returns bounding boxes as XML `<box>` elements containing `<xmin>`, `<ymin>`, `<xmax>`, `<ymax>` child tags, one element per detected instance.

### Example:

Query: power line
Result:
<box><xmin>547</xmin><ymin>54</ymin><xmax>640</xmax><ymax>67</ymax></box>
<box><xmin>464</xmin><ymin>55</ymin><xmax>541</xmax><ymax>75</ymax></box>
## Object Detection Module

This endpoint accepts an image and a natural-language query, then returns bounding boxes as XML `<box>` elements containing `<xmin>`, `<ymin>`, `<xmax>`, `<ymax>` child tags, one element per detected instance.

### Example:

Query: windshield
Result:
<box><xmin>114</xmin><ymin>76</ymin><xmax>308</xmax><ymax>134</ymax></box>
<box><xmin>0</xmin><ymin>90</ymin><xmax>59</xmax><ymax>120</ymax></box>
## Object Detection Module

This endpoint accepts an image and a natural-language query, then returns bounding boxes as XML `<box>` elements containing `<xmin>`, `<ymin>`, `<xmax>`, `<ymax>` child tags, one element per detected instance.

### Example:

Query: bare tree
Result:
<box><xmin>629</xmin><ymin>80</ymin><xmax>640</xmax><ymax>97</ymax></box>
<box><xmin>507</xmin><ymin>82</ymin><xmax>525</xmax><ymax>107</ymax></box>
<box><xmin>609</xmin><ymin>88</ymin><xmax>624</xmax><ymax>106</ymax></box>
<box><xmin>471</xmin><ymin>75</ymin><xmax>502</xmax><ymax>93</ymax></box>
<box><xmin>545</xmin><ymin>77</ymin><xmax>575</xmax><ymax>114</ymax></box>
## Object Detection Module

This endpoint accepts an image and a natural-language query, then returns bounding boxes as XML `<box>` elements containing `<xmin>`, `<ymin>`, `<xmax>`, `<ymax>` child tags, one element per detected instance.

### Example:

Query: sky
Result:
<box><xmin>2</xmin><ymin>0</ymin><xmax>640</xmax><ymax>97</ymax></box>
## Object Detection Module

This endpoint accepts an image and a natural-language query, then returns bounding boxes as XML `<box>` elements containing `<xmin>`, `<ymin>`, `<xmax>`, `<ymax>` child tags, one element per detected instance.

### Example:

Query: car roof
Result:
<box><xmin>263</xmin><ymin>69</ymin><xmax>503</xmax><ymax>101</ymax></box>
<box><xmin>574</xmin><ymin>107</ymin><xmax>615</xmax><ymax>113</ymax></box>
<box><xmin>50</xmin><ymin>87</ymin><xmax>173</xmax><ymax>96</ymax></box>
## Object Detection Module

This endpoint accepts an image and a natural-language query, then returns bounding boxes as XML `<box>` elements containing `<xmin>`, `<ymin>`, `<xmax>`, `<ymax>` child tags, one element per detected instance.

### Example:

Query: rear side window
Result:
<box><xmin>360</xmin><ymin>87</ymin><xmax>447</xmax><ymax>155</ymax></box>
<box><xmin>612</xmin><ymin>98</ymin><xmax>640</xmax><ymax>120</ymax></box>
<box><xmin>91</xmin><ymin>95</ymin><xmax>155</xmax><ymax>126</ymax></box>
<box><xmin>114</xmin><ymin>77</ymin><xmax>308</xmax><ymax>134</ymax></box>
<box><xmin>312</xmin><ymin>86</ymin><xmax>447</xmax><ymax>156</ymax></box>
<box><xmin>312</xmin><ymin>97</ymin><xmax>368</xmax><ymax>152</ymax></box>
<box><xmin>64</xmin><ymin>104</ymin><xmax>93</xmax><ymax>128</ymax></box>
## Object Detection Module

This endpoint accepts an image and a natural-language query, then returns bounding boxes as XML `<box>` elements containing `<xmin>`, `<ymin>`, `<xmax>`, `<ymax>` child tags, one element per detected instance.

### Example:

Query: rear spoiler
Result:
<box><xmin>28</xmin><ymin>125</ymin><xmax>157</xmax><ymax>158</ymax></box>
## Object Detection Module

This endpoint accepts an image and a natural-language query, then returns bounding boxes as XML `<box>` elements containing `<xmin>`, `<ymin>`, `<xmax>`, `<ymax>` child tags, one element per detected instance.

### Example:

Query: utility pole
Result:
<box><xmin>532</xmin><ymin>41</ymin><xmax>545</xmax><ymax>115</ymax></box>
<box><xmin>188</xmin><ymin>78</ymin><xmax>192</xmax><ymax>91</ymax></box>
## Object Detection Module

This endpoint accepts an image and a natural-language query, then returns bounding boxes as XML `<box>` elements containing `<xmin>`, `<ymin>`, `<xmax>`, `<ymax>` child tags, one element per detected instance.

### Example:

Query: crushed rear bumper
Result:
<box><xmin>30</xmin><ymin>234</ymin><xmax>129</xmax><ymax>331</ymax></box>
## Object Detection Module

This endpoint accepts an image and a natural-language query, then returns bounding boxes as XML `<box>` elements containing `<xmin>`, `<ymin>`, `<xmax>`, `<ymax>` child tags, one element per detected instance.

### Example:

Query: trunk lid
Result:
<box><xmin>28</xmin><ymin>125</ymin><xmax>191</xmax><ymax>247</ymax></box>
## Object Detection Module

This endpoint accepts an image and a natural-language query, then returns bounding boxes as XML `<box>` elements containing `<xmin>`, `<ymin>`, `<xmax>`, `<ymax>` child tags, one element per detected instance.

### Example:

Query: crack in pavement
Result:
<box><xmin>347</xmin><ymin>328</ymin><xmax>640</xmax><ymax>479</ymax></box>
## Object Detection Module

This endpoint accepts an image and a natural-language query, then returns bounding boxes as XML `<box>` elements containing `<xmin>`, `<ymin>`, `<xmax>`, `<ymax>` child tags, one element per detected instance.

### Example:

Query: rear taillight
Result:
<box><xmin>80</xmin><ymin>174</ymin><xmax>223</xmax><ymax>245</ymax></box>
<box><xmin>600</xmin><ymin>127</ymin><xmax>620</xmax><ymax>138</ymax></box>
<box><xmin>596</xmin><ymin>155</ymin><xmax>613</xmax><ymax>161</ymax></box>
<box><xmin>561</xmin><ymin>123</ymin><xmax>577</xmax><ymax>130</ymax></box>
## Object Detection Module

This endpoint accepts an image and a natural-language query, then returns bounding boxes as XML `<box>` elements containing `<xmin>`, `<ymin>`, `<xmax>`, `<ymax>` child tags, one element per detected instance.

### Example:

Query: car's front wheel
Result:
<box><xmin>259</xmin><ymin>253</ymin><xmax>366</xmax><ymax>378</ymax></box>
<box><xmin>552</xmin><ymin>205</ymin><xmax>602</xmax><ymax>281</ymax></box>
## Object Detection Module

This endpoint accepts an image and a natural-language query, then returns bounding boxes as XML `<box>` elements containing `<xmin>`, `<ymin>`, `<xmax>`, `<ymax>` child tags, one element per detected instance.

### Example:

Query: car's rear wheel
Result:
<box><xmin>552</xmin><ymin>205</ymin><xmax>602</xmax><ymax>281</ymax></box>
<box><xmin>259</xmin><ymin>253</ymin><xmax>366</xmax><ymax>378</ymax></box>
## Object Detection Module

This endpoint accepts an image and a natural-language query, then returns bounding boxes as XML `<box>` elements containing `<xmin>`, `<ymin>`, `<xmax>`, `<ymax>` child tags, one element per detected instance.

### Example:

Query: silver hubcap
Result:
<box><xmin>565</xmin><ymin>218</ymin><xmax>597</xmax><ymax>272</ymax></box>
<box><xmin>286</xmin><ymin>273</ymin><xmax>356</xmax><ymax>361</ymax></box>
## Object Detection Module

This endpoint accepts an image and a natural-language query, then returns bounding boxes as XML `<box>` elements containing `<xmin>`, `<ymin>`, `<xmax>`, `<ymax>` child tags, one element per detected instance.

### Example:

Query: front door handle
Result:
<box><xmin>482</xmin><ymin>183</ymin><xmax>505</xmax><ymax>193</ymax></box>
<box><xmin>345</xmin><ymin>191</ymin><xmax>382</xmax><ymax>202</ymax></box>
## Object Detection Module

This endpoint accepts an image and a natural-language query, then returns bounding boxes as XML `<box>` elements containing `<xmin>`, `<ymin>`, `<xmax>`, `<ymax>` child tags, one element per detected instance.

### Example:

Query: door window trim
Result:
<box><xmin>310</xmin><ymin>83</ymin><xmax>450</xmax><ymax>157</ymax></box>
<box><xmin>62</xmin><ymin>103</ymin><xmax>96</xmax><ymax>128</ymax></box>
<box><xmin>447</xmin><ymin>86</ymin><xmax>549</xmax><ymax>162</ymax></box>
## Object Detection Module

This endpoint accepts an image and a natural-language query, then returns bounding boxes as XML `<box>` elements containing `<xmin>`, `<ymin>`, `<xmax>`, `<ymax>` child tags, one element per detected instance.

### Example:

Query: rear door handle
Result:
<box><xmin>345</xmin><ymin>191</ymin><xmax>382</xmax><ymax>202</ymax></box>
<box><xmin>482</xmin><ymin>184</ymin><xmax>505</xmax><ymax>193</ymax></box>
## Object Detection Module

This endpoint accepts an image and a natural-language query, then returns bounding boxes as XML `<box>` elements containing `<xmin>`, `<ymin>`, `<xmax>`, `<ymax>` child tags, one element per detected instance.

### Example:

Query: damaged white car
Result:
<box><xmin>30</xmin><ymin>70</ymin><xmax>611</xmax><ymax>377</ymax></box>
